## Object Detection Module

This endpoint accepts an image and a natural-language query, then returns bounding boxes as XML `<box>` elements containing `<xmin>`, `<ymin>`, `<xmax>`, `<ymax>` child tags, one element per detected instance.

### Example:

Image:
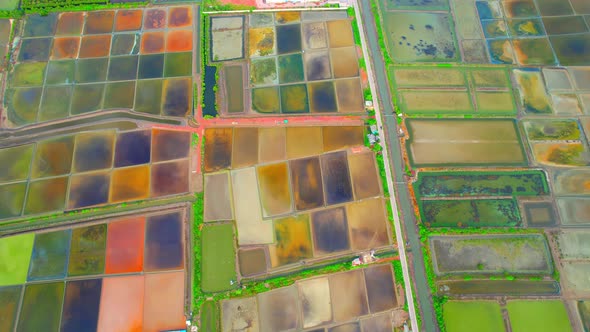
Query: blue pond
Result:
<box><xmin>145</xmin><ymin>212</ymin><xmax>184</xmax><ymax>270</ymax></box>
<box><xmin>321</xmin><ymin>151</ymin><xmax>353</xmax><ymax>205</ymax></box>
<box><xmin>61</xmin><ymin>279</ymin><xmax>102</xmax><ymax>332</ymax></box>
<box><xmin>203</xmin><ymin>65</ymin><xmax>218</xmax><ymax>117</ymax></box>
<box><xmin>114</xmin><ymin>130</ymin><xmax>152</xmax><ymax>167</ymax></box>
<box><xmin>70</xmin><ymin>173</ymin><xmax>110</xmax><ymax>209</ymax></box>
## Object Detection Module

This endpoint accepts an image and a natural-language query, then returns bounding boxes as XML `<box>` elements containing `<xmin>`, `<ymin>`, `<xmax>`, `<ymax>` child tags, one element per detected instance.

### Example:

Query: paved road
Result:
<box><xmin>355</xmin><ymin>1</ymin><xmax>438</xmax><ymax>331</ymax></box>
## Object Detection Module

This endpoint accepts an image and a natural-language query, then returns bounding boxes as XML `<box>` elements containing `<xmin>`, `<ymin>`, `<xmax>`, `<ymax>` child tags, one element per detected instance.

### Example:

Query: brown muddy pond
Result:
<box><xmin>257</xmin><ymin>286</ymin><xmax>300</xmax><ymax>331</ymax></box>
<box><xmin>31</xmin><ymin>136</ymin><xmax>74</xmax><ymax>178</ymax></box>
<box><xmin>364</xmin><ymin>264</ymin><xmax>397</xmax><ymax>313</ymax></box>
<box><xmin>286</xmin><ymin>126</ymin><xmax>323</xmax><ymax>159</ymax></box>
<box><xmin>151</xmin><ymin>160</ymin><xmax>189</xmax><ymax>197</ymax></box>
<box><xmin>232</xmin><ymin>127</ymin><xmax>258</xmax><ymax>169</ymax></box>
<box><xmin>204</xmin><ymin>172</ymin><xmax>233</xmax><ymax>221</ymax></box>
<box><xmin>204</xmin><ymin>128</ymin><xmax>233</xmax><ymax>172</ymax></box>
<box><xmin>329</xmin><ymin>269</ymin><xmax>368</xmax><ymax>322</ymax></box>
<box><xmin>348</xmin><ymin>151</ymin><xmax>381</xmax><ymax>200</ymax></box>
<box><xmin>322</xmin><ymin>126</ymin><xmax>364</xmax><ymax>151</ymax></box>
<box><xmin>327</xmin><ymin>20</ymin><xmax>354</xmax><ymax>48</ymax></box>
<box><xmin>168</xmin><ymin>6</ymin><xmax>193</xmax><ymax>28</ymax></box>
<box><xmin>24</xmin><ymin>177</ymin><xmax>68</xmax><ymax>214</ymax></box>
<box><xmin>238</xmin><ymin>248</ymin><xmax>267</xmax><ymax>277</ymax></box>
<box><xmin>346</xmin><ymin>198</ymin><xmax>389</xmax><ymax>250</ymax></box>
<box><xmin>258</xmin><ymin>127</ymin><xmax>286</xmax><ymax>162</ymax></box>
<box><xmin>335</xmin><ymin>78</ymin><xmax>365</xmax><ymax>113</ymax></box>
<box><xmin>224</xmin><ymin>65</ymin><xmax>244</xmax><ymax>113</ymax></box>
<box><xmin>290</xmin><ymin>156</ymin><xmax>324</xmax><ymax>210</ymax></box>
<box><xmin>330</xmin><ymin>47</ymin><xmax>359</xmax><ymax>78</ymax></box>
<box><xmin>257</xmin><ymin>162</ymin><xmax>292</xmax><ymax>217</ymax></box>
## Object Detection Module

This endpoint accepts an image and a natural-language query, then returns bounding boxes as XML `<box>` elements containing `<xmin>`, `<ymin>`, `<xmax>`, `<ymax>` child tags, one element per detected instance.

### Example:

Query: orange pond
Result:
<box><xmin>97</xmin><ymin>275</ymin><xmax>145</xmax><ymax>332</ymax></box>
<box><xmin>109</xmin><ymin>165</ymin><xmax>150</xmax><ymax>203</ymax></box>
<box><xmin>114</xmin><ymin>9</ymin><xmax>143</xmax><ymax>32</ymax></box>
<box><xmin>79</xmin><ymin>35</ymin><xmax>111</xmax><ymax>58</ymax></box>
<box><xmin>141</xmin><ymin>32</ymin><xmax>165</xmax><ymax>54</ymax></box>
<box><xmin>84</xmin><ymin>11</ymin><xmax>115</xmax><ymax>34</ymax></box>
<box><xmin>56</xmin><ymin>12</ymin><xmax>84</xmax><ymax>35</ymax></box>
<box><xmin>105</xmin><ymin>217</ymin><xmax>145</xmax><ymax>274</ymax></box>
<box><xmin>166</xmin><ymin>30</ymin><xmax>193</xmax><ymax>52</ymax></box>
<box><xmin>168</xmin><ymin>6</ymin><xmax>193</xmax><ymax>28</ymax></box>
<box><xmin>51</xmin><ymin>37</ymin><xmax>80</xmax><ymax>60</ymax></box>
<box><xmin>143</xmin><ymin>272</ymin><xmax>186</xmax><ymax>331</ymax></box>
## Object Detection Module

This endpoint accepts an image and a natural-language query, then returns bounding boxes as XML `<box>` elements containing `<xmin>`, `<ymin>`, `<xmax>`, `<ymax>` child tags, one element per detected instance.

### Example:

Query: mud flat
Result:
<box><xmin>406</xmin><ymin>119</ymin><xmax>527</xmax><ymax>166</ymax></box>
<box><xmin>430</xmin><ymin>234</ymin><xmax>553</xmax><ymax>275</ymax></box>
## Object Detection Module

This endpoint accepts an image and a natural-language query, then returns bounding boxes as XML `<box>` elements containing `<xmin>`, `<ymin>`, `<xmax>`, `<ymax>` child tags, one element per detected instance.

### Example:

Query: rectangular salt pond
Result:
<box><xmin>27</xmin><ymin>230</ymin><xmax>71</xmax><ymax>281</ymax></box>
<box><xmin>291</xmin><ymin>157</ymin><xmax>325</xmax><ymax>211</ymax></box>
<box><xmin>430</xmin><ymin>235</ymin><xmax>553</xmax><ymax>275</ymax></box>
<box><xmin>145</xmin><ymin>212</ymin><xmax>184</xmax><ymax>271</ymax></box>
<box><xmin>105</xmin><ymin>217</ymin><xmax>145</xmax><ymax>274</ymax></box>
<box><xmin>204</xmin><ymin>128</ymin><xmax>233</xmax><ymax>172</ymax></box>
<box><xmin>18</xmin><ymin>282</ymin><xmax>65</xmax><ymax>332</ymax></box>
<box><xmin>406</xmin><ymin>119</ymin><xmax>527</xmax><ymax>166</ymax></box>
<box><xmin>257</xmin><ymin>162</ymin><xmax>293</xmax><ymax>217</ymax></box>
<box><xmin>68</xmin><ymin>224</ymin><xmax>107</xmax><ymax>276</ymax></box>
<box><xmin>269</xmin><ymin>214</ymin><xmax>313</xmax><ymax>267</ymax></box>
<box><xmin>320</xmin><ymin>151</ymin><xmax>353</xmax><ymax>205</ymax></box>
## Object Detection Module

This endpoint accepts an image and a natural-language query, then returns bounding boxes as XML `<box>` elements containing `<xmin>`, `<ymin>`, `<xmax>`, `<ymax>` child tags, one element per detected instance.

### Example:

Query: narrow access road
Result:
<box><xmin>355</xmin><ymin>1</ymin><xmax>439</xmax><ymax>331</ymax></box>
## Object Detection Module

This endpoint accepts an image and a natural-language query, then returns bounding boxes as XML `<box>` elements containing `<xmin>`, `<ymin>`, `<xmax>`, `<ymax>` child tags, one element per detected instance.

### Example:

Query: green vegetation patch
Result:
<box><xmin>507</xmin><ymin>300</ymin><xmax>572</xmax><ymax>332</ymax></box>
<box><xmin>415</xmin><ymin>170</ymin><xmax>550</xmax><ymax>198</ymax></box>
<box><xmin>523</xmin><ymin>119</ymin><xmax>581</xmax><ymax>141</ymax></box>
<box><xmin>200</xmin><ymin>300</ymin><xmax>220</xmax><ymax>332</ymax></box>
<box><xmin>420</xmin><ymin>199</ymin><xmax>521</xmax><ymax>227</ymax></box>
<box><xmin>11</xmin><ymin>62</ymin><xmax>46</xmax><ymax>87</ymax></box>
<box><xmin>0</xmin><ymin>233</ymin><xmax>35</xmax><ymax>286</ymax></box>
<box><xmin>201</xmin><ymin>222</ymin><xmax>237</xmax><ymax>293</ymax></box>
<box><xmin>443</xmin><ymin>301</ymin><xmax>505</xmax><ymax>332</ymax></box>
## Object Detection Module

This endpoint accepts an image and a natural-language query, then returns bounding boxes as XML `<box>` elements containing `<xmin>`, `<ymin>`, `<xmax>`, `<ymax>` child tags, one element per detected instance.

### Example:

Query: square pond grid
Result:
<box><xmin>220</xmin><ymin>264</ymin><xmax>400</xmax><ymax>331</ymax></box>
<box><xmin>390</xmin><ymin>66</ymin><xmax>517</xmax><ymax>116</ymax></box>
<box><xmin>0</xmin><ymin>209</ymin><xmax>187</xmax><ymax>332</ymax></box>
<box><xmin>210</xmin><ymin>11</ymin><xmax>365</xmax><ymax>115</ymax></box>
<box><xmin>4</xmin><ymin>6</ymin><xmax>198</xmax><ymax>128</ymax></box>
<box><xmin>475</xmin><ymin>0</ymin><xmax>590</xmax><ymax>65</ymax></box>
<box><xmin>201</xmin><ymin>126</ymin><xmax>392</xmax><ymax>275</ymax></box>
<box><xmin>0</xmin><ymin>127</ymin><xmax>192</xmax><ymax>221</ymax></box>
